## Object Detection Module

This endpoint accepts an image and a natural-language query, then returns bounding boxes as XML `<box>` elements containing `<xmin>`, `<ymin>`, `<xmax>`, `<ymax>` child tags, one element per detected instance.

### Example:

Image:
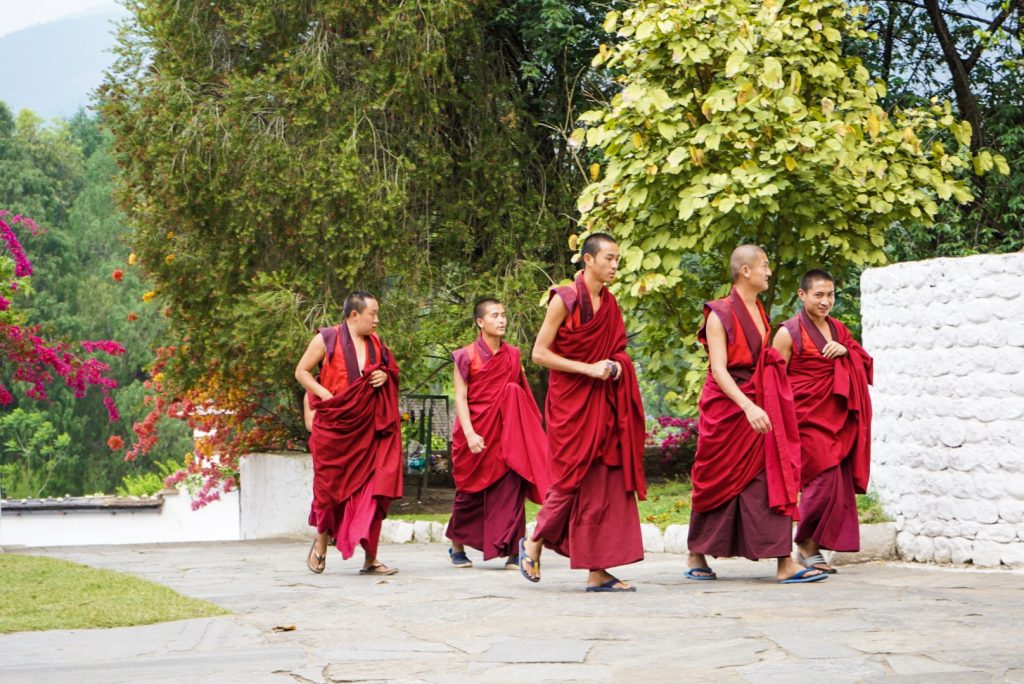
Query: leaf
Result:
<box><xmin>632</xmin><ymin>132</ymin><xmax>644</xmax><ymax>149</ymax></box>
<box><xmin>821</xmin><ymin>97</ymin><xmax>835</xmax><ymax>116</ymax></box>
<box><xmin>866</xmin><ymin>113</ymin><xmax>880</xmax><ymax>139</ymax></box>
<box><xmin>636</xmin><ymin>21</ymin><xmax>656</xmax><ymax>40</ymax></box>
<box><xmin>603</xmin><ymin>11</ymin><xmax>620</xmax><ymax>32</ymax></box>
<box><xmin>760</xmin><ymin>57</ymin><xmax>784</xmax><ymax>89</ymax></box>
<box><xmin>784</xmin><ymin>155</ymin><xmax>796</xmax><ymax>171</ymax></box>
<box><xmin>667</xmin><ymin>147</ymin><xmax>688</xmax><ymax>167</ymax></box>
<box><xmin>994</xmin><ymin>154</ymin><xmax>1010</xmax><ymax>175</ymax></box>
<box><xmin>725</xmin><ymin>52</ymin><xmax>746</xmax><ymax>77</ymax></box>
<box><xmin>642</xmin><ymin>252</ymin><xmax>662</xmax><ymax>270</ymax></box>
<box><xmin>590</xmin><ymin>163</ymin><xmax>601</xmax><ymax>181</ymax></box>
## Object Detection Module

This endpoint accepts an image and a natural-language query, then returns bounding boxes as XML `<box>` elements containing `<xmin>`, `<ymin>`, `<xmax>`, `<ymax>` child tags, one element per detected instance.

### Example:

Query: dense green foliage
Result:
<box><xmin>573</xmin><ymin>0</ymin><xmax>1004</xmax><ymax>409</ymax></box>
<box><xmin>0</xmin><ymin>102</ymin><xmax>192</xmax><ymax>498</ymax></box>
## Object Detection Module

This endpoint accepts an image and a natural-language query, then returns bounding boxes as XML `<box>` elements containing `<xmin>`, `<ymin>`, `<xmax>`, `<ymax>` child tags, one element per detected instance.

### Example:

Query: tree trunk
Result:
<box><xmin>922</xmin><ymin>0</ymin><xmax>985</xmax><ymax>152</ymax></box>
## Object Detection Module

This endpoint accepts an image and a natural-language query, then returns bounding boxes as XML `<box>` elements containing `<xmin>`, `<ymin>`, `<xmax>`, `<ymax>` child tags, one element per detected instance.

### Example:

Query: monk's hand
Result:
<box><xmin>368</xmin><ymin>369</ymin><xmax>388</xmax><ymax>388</ymax></box>
<box><xmin>584</xmin><ymin>361</ymin><xmax>613</xmax><ymax>380</ymax></box>
<box><xmin>316</xmin><ymin>388</ymin><xmax>333</xmax><ymax>401</ymax></box>
<box><xmin>821</xmin><ymin>341</ymin><xmax>847</xmax><ymax>359</ymax></box>
<box><xmin>743</xmin><ymin>404</ymin><xmax>772</xmax><ymax>433</ymax></box>
<box><xmin>466</xmin><ymin>432</ymin><xmax>485</xmax><ymax>453</ymax></box>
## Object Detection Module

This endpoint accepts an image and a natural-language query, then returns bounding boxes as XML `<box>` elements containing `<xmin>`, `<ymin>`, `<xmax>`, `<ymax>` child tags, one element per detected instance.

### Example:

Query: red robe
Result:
<box><xmin>450</xmin><ymin>338</ymin><xmax>551</xmax><ymax>503</ymax></box>
<box><xmin>690</xmin><ymin>290</ymin><xmax>802</xmax><ymax>518</ymax></box>
<box><xmin>781</xmin><ymin>311</ymin><xmax>873</xmax><ymax>491</ymax></box>
<box><xmin>531</xmin><ymin>272</ymin><xmax>647</xmax><ymax>570</ymax></box>
<box><xmin>308</xmin><ymin>325</ymin><xmax>402</xmax><ymax>559</ymax></box>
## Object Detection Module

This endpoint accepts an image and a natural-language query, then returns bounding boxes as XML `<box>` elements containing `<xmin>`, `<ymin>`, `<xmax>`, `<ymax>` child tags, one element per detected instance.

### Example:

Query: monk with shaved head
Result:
<box><xmin>685</xmin><ymin>246</ymin><xmax>827</xmax><ymax>584</ymax></box>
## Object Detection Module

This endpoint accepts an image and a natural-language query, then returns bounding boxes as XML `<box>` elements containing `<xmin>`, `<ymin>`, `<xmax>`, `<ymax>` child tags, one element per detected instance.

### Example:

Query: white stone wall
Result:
<box><xmin>861</xmin><ymin>253</ymin><xmax>1024</xmax><ymax>568</ymax></box>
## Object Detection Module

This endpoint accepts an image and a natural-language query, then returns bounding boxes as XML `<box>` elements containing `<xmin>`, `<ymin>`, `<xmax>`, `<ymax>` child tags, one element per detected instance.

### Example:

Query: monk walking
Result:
<box><xmin>295</xmin><ymin>291</ymin><xmax>403</xmax><ymax>575</ymax></box>
<box><xmin>773</xmin><ymin>269</ymin><xmax>873</xmax><ymax>574</ymax></box>
<box><xmin>519</xmin><ymin>233</ymin><xmax>647</xmax><ymax>592</ymax></box>
<box><xmin>446</xmin><ymin>299</ymin><xmax>551</xmax><ymax>569</ymax></box>
<box><xmin>686</xmin><ymin>246</ymin><xmax>826</xmax><ymax>584</ymax></box>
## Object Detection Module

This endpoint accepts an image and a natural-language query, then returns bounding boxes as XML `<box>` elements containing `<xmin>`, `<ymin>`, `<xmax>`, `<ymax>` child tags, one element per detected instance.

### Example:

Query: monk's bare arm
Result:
<box><xmin>295</xmin><ymin>334</ymin><xmax>332</xmax><ymax>401</ymax></box>
<box><xmin>453</xmin><ymin>367</ymin><xmax>485</xmax><ymax>453</ymax></box>
<box><xmin>706</xmin><ymin>312</ymin><xmax>772</xmax><ymax>433</ymax></box>
<box><xmin>531</xmin><ymin>295</ymin><xmax>611</xmax><ymax>379</ymax></box>
<box><xmin>772</xmin><ymin>326</ymin><xmax>793</xmax><ymax>365</ymax></box>
<box><xmin>303</xmin><ymin>393</ymin><xmax>314</xmax><ymax>432</ymax></box>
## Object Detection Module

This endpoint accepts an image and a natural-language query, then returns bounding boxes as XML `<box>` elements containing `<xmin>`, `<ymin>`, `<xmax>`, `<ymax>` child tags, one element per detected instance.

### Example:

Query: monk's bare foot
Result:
<box><xmin>587</xmin><ymin>570</ymin><xmax>634</xmax><ymax>591</ymax></box>
<box><xmin>776</xmin><ymin>556</ymin><xmax>825</xmax><ymax>582</ymax></box>
<box><xmin>796</xmin><ymin>541</ymin><xmax>836</xmax><ymax>573</ymax></box>
<box><xmin>307</xmin><ymin>532</ymin><xmax>328</xmax><ymax>574</ymax></box>
<box><xmin>519</xmin><ymin>537</ymin><xmax>542</xmax><ymax>581</ymax></box>
<box><xmin>686</xmin><ymin>551</ymin><xmax>715</xmax><ymax>578</ymax></box>
<box><xmin>361</xmin><ymin>558</ymin><xmax>399</xmax><ymax>575</ymax></box>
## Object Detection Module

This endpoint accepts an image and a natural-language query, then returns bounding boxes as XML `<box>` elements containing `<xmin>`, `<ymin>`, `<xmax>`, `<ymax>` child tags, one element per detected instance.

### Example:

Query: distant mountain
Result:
<box><xmin>0</xmin><ymin>3</ymin><xmax>129</xmax><ymax>120</ymax></box>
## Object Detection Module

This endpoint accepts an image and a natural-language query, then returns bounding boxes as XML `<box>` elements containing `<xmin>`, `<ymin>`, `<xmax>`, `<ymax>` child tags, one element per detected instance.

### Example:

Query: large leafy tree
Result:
<box><xmin>573</xmin><ymin>0</ymin><xmax>1006</xmax><ymax>409</ymax></box>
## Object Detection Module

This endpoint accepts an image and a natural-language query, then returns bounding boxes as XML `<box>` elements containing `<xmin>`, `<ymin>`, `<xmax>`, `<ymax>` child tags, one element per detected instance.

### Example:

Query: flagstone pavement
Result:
<box><xmin>2</xmin><ymin>540</ymin><xmax>1022</xmax><ymax>683</ymax></box>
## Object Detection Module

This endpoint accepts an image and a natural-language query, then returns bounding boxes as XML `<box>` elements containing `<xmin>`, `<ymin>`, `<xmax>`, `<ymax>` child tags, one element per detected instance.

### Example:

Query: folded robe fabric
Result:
<box><xmin>450</xmin><ymin>340</ymin><xmax>551</xmax><ymax>504</ymax></box>
<box><xmin>781</xmin><ymin>311</ymin><xmax>874</xmax><ymax>492</ymax></box>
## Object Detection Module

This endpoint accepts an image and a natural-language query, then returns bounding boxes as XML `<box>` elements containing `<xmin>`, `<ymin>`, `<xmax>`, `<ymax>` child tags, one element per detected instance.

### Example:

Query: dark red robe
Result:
<box><xmin>782</xmin><ymin>311</ymin><xmax>873</xmax><ymax>551</ymax></box>
<box><xmin>687</xmin><ymin>290</ymin><xmax>802</xmax><ymax>560</ymax></box>
<box><xmin>446</xmin><ymin>338</ymin><xmax>551</xmax><ymax>559</ymax></box>
<box><xmin>531</xmin><ymin>272</ymin><xmax>647</xmax><ymax>570</ymax></box>
<box><xmin>308</xmin><ymin>324</ymin><xmax>403</xmax><ymax>559</ymax></box>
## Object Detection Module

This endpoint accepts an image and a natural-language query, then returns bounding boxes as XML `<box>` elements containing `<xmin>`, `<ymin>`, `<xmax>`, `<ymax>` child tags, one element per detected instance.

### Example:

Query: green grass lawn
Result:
<box><xmin>393</xmin><ymin>480</ymin><xmax>890</xmax><ymax>530</ymax></box>
<box><xmin>0</xmin><ymin>554</ymin><xmax>229</xmax><ymax>634</ymax></box>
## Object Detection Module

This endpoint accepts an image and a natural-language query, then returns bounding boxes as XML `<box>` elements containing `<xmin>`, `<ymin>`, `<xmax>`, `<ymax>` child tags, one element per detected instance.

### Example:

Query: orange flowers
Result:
<box><xmin>142</xmin><ymin>291</ymin><xmax>156</xmax><ymax>302</ymax></box>
<box><xmin>112</xmin><ymin>269</ymin><xmax>124</xmax><ymax>282</ymax></box>
<box><xmin>107</xmin><ymin>435</ymin><xmax>125</xmax><ymax>450</ymax></box>
<box><xmin>127</xmin><ymin>312</ymin><xmax>138</xmax><ymax>322</ymax></box>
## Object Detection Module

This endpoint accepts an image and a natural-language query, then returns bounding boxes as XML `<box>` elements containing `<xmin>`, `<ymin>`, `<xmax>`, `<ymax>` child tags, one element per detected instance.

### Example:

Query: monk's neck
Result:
<box><xmin>345</xmin><ymin>320</ymin><xmax>368</xmax><ymax>346</ymax></box>
<box><xmin>480</xmin><ymin>333</ymin><xmax>501</xmax><ymax>353</ymax></box>
<box><xmin>732</xmin><ymin>283</ymin><xmax>761</xmax><ymax>308</ymax></box>
<box><xmin>581</xmin><ymin>270</ymin><xmax>604</xmax><ymax>298</ymax></box>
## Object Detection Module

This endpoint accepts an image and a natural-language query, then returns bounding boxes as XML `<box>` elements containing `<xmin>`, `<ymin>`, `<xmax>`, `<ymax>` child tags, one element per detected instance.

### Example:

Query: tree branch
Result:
<box><xmin>964</xmin><ymin>3</ymin><xmax>1018</xmax><ymax>72</ymax></box>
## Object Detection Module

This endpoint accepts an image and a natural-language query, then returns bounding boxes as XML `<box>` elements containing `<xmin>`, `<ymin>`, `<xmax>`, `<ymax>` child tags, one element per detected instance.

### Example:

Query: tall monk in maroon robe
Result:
<box><xmin>686</xmin><ymin>246</ymin><xmax>827</xmax><ymax>584</ymax></box>
<box><xmin>295</xmin><ymin>291</ymin><xmax>403</xmax><ymax>575</ymax></box>
<box><xmin>445</xmin><ymin>299</ymin><xmax>552</xmax><ymax>568</ymax></box>
<box><xmin>774</xmin><ymin>269</ymin><xmax>873</xmax><ymax>574</ymax></box>
<box><xmin>519</xmin><ymin>233</ymin><xmax>647</xmax><ymax>592</ymax></box>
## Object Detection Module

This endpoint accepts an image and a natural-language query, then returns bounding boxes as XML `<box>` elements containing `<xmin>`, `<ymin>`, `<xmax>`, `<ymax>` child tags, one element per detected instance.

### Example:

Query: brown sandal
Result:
<box><xmin>359</xmin><ymin>562</ymin><xmax>398</xmax><ymax>576</ymax></box>
<box><xmin>307</xmin><ymin>541</ymin><xmax>326</xmax><ymax>574</ymax></box>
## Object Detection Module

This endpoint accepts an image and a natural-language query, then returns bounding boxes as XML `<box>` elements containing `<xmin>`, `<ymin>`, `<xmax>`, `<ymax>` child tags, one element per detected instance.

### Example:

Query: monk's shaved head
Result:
<box><xmin>729</xmin><ymin>244</ymin><xmax>767</xmax><ymax>282</ymax></box>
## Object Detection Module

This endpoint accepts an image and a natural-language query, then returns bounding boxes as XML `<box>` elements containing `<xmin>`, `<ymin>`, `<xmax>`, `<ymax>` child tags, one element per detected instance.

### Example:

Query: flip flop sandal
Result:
<box><xmin>779</xmin><ymin>567</ymin><xmax>829</xmax><ymax>584</ymax></box>
<box><xmin>360</xmin><ymin>563</ymin><xmax>399</xmax><ymax>576</ymax></box>
<box><xmin>517</xmin><ymin>537</ymin><xmax>540</xmax><ymax>583</ymax></box>
<box><xmin>799</xmin><ymin>552</ymin><xmax>838</xmax><ymax>574</ymax></box>
<box><xmin>586</xmin><ymin>577</ymin><xmax>637</xmax><ymax>592</ymax></box>
<box><xmin>685</xmin><ymin>566</ymin><xmax>717</xmax><ymax>580</ymax></box>
<box><xmin>307</xmin><ymin>541</ymin><xmax>326</xmax><ymax>574</ymax></box>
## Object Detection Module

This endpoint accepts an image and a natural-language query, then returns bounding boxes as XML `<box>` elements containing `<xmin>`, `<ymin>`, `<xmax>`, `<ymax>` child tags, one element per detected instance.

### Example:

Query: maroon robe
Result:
<box><xmin>446</xmin><ymin>338</ymin><xmax>551</xmax><ymax>559</ymax></box>
<box><xmin>687</xmin><ymin>290</ymin><xmax>802</xmax><ymax>561</ymax></box>
<box><xmin>531</xmin><ymin>272</ymin><xmax>647</xmax><ymax>570</ymax></box>
<box><xmin>782</xmin><ymin>311</ymin><xmax>873</xmax><ymax>552</ymax></box>
<box><xmin>308</xmin><ymin>325</ymin><xmax>402</xmax><ymax>559</ymax></box>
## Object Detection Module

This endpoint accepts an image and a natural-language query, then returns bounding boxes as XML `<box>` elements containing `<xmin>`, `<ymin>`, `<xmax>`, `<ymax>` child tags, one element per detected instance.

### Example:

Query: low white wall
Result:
<box><xmin>239</xmin><ymin>452</ymin><xmax>312</xmax><ymax>539</ymax></box>
<box><xmin>861</xmin><ymin>253</ymin><xmax>1024</xmax><ymax>568</ymax></box>
<box><xmin>0</xmin><ymin>488</ymin><xmax>239</xmax><ymax>548</ymax></box>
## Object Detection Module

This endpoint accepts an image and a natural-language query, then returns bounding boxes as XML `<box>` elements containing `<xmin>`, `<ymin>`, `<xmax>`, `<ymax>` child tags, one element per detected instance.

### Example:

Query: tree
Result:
<box><xmin>573</xmin><ymin>0</ymin><xmax>1006</xmax><ymax>410</ymax></box>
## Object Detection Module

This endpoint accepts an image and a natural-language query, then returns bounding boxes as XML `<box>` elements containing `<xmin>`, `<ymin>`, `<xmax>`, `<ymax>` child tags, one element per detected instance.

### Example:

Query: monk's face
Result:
<box><xmin>799</xmin><ymin>279</ymin><xmax>835</xmax><ymax>320</ymax></box>
<box><xmin>476</xmin><ymin>303</ymin><xmax>507</xmax><ymax>338</ymax></box>
<box><xmin>348</xmin><ymin>298</ymin><xmax>379</xmax><ymax>336</ymax></box>
<box><xmin>741</xmin><ymin>252</ymin><xmax>772</xmax><ymax>293</ymax></box>
<box><xmin>584</xmin><ymin>239</ymin><xmax>621</xmax><ymax>285</ymax></box>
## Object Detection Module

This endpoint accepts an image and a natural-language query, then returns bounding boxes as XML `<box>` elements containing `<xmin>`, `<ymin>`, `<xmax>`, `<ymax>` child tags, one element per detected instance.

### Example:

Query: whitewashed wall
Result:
<box><xmin>0</xmin><ymin>488</ymin><xmax>239</xmax><ymax>548</ymax></box>
<box><xmin>861</xmin><ymin>253</ymin><xmax>1024</xmax><ymax>568</ymax></box>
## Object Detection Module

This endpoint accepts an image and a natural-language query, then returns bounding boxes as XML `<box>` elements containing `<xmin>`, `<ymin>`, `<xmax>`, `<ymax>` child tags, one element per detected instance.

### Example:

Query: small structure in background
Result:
<box><xmin>401</xmin><ymin>394</ymin><xmax>452</xmax><ymax>500</ymax></box>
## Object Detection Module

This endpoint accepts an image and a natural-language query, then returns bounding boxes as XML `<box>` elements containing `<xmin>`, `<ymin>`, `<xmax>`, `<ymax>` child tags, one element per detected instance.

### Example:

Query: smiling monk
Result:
<box><xmin>773</xmin><ymin>269</ymin><xmax>873</xmax><ymax>574</ymax></box>
<box><xmin>686</xmin><ymin>245</ymin><xmax>826</xmax><ymax>584</ymax></box>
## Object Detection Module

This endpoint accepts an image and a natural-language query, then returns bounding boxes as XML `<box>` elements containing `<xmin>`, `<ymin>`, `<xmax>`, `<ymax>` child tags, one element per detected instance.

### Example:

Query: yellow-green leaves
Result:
<box><xmin>760</xmin><ymin>57</ymin><xmax>784</xmax><ymax>89</ymax></box>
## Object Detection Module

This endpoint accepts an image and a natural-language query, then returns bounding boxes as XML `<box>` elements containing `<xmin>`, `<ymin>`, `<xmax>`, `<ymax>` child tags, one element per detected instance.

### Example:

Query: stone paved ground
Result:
<box><xmin>2</xmin><ymin>541</ymin><xmax>1022</xmax><ymax>683</ymax></box>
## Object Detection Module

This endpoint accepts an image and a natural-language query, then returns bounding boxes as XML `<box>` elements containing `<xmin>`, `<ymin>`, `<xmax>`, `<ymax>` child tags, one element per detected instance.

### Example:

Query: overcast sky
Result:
<box><xmin>0</xmin><ymin>0</ymin><xmax>112</xmax><ymax>38</ymax></box>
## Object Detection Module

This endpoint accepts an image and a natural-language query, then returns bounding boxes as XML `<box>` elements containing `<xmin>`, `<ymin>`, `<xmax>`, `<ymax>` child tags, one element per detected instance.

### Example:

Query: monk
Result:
<box><xmin>446</xmin><ymin>298</ymin><xmax>551</xmax><ymax>569</ymax></box>
<box><xmin>773</xmin><ymin>269</ymin><xmax>873</xmax><ymax>574</ymax></box>
<box><xmin>519</xmin><ymin>232</ymin><xmax>647</xmax><ymax>592</ymax></box>
<box><xmin>686</xmin><ymin>246</ymin><xmax>827</xmax><ymax>584</ymax></box>
<box><xmin>295</xmin><ymin>291</ymin><xmax>403</xmax><ymax>575</ymax></box>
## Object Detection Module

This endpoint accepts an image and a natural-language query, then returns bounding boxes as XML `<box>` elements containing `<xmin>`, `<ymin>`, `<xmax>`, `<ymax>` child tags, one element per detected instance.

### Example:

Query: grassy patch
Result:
<box><xmin>0</xmin><ymin>554</ymin><xmax>228</xmax><ymax>634</ymax></box>
<box><xmin>395</xmin><ymin>481</ymin><xmax>890</xmax><ymax>530</ymax></box>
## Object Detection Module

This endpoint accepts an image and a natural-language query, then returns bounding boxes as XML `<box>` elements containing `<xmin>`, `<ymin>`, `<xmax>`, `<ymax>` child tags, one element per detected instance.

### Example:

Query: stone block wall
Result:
<box><xmin>861</xmin><ymin>253</ymin><xmax>1024</xmax><ymax>567</ymax></box>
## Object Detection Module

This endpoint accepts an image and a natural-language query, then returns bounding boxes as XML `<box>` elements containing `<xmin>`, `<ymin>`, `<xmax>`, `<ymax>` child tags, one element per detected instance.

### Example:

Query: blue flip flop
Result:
<box><xmin>779</xmin><ymin>567</ymin><xmax>829</xmax><ymax>584</ymax></box>
<box><xmin>585</xmin><ymin>577</ymin><xmax>636</xmax><ymax>592</ymax></box>
<box><xmin>517</xmin><ymin>537</ymin><xmax>540</xmax><ymax>583</ymax></box>
<box><xmin>685</xmin><ymin>566</ymin><xmax>717</xmax><ymax>580</ymax></box>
